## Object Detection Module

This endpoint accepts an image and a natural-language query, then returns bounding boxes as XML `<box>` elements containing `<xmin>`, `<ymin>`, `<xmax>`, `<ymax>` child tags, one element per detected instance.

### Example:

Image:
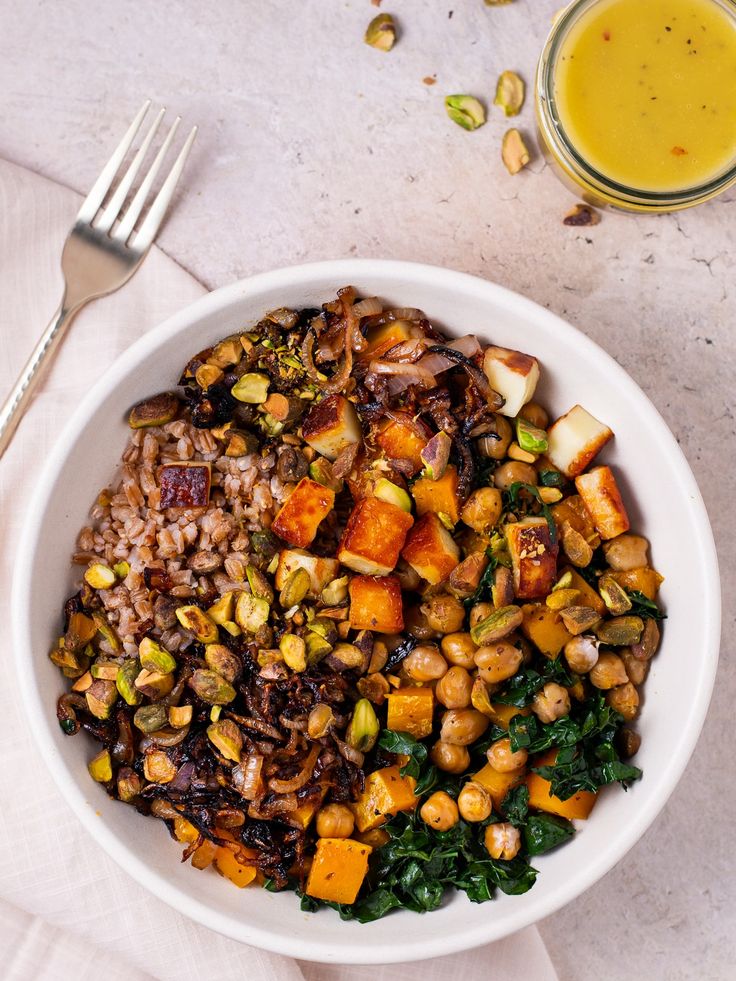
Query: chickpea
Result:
<box><xmin>316</xmin><ymin>803</ymin><xmax>355</xmax><ymax>839</ymax></box>
<box><xmin>487</xmin><ymin>737</ymin><xmax>528</xmax><ymax>773</ymax></box>
<box><xmin>563</xmin><ymin>635</ymin><xmax>600</xmax><ymax>674</ymax></box>
<box><xmin>616</xmin><ymin>726</ymin><xmax>641</xmax><ymax>759</ymax></box>
<box><xmin>493</xmin><ymin>460</ymin><xmax>537</xmax><ymax>491</ymax></box>
<box><xmin>403</xmin><ymin>644</ymin><xmax>448</xmax><ymax>682</ymax></box>
<box><xmin>519</xmin><ymin>401</ymin><xmax>549</xmax><ymax>430</ymax></box>
<box><xmin>589</xmin><ymin>652</ymin><xmax>628</xmax><ymax>690</ymax></box>
<box><xmin>477</xmin><ymin>414</ymin><xmax>513</xmax><ymax>460</ymax></box>
<box><xmin>394</xmin><ymin>559</ymin><xmax>422</xmax><ymax>592</ymax></box>
<box><xmin>404</xmin><ymin>604</ymin><xmax>440</xmax><ymax>640</ymax></box>
<box><xmin>470</xmin><ymin>602</ymin><xmax>494</xmax><ymax>630</ymax></box>
<box><xmin>484</xmin><ymin>823</ymin><xmax>521</xmax><ymax>860</ymax></box>
<box><xmin>436</xmin><ymin>666</ymin><xmax>474</xmax><ymax>709</ymax></box>
<box><xmin>621</xmin><ymin>649</ymin><xmax>649</xmax><ymax>686</ymax></box>
<box><xmin>440</xmin><ymin>708</ymin><xmax>489</xmax><ymax>746</ymax></box>
<box><xmin>602</xmin><ymin>534</ymin><xmax>649</xmax><ymax>572</ymax></box>
<box><xmin>532</xmin><ymin>682</ymin><xmax>571</xmax><ymax>723</ymax></box>
<box><xmin>606</xmin><ymin>682</ymin><xmax>640</xmax><ymax>720</ymax></box>
<box><xmin>430</xmin><ymin>740</ymin><xmax>471</xmax><ymax>774</ymax></box>
<box><xmin>422</xmin><ymin>593</ymin><xmax>466</xmax><ymax>634</ymax></box>
<box><xmin>441</xmin><ymin>632</ymin><xmax>477</xmax><ymax>669</ymax></box>
<box><xmin>475</xmin><ymin>642</ymin><xmax>523</xmax><ymax>684</ymax></box>
<box><xmin>457</xmin><ymin>782</ymin><xmax>492</xmax><ymax>823</ymax></box>
<box><xmin>461</xmin><ymin>488</ymin><xmax>503</xmax><ymax>533</ymax></box>
<box><xmin>420</xmin><ymin>791</ymin><xmax>459</xmax><ymax>831</ymax></box>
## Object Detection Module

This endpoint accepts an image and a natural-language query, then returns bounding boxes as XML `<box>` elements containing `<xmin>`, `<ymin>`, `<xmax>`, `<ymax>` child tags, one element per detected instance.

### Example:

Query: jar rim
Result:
<box><xmin>536</xmin><ymin>0</ymin><xmax>736</xmax><ymax>210</ymax></box>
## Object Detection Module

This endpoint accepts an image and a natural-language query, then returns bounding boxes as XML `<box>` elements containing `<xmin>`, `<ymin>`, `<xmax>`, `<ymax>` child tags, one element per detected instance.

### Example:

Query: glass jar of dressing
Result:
<box><xmin>536</xmin><ymin>0</ymin><xmax>736</xmax><ymax>212</ymax></box>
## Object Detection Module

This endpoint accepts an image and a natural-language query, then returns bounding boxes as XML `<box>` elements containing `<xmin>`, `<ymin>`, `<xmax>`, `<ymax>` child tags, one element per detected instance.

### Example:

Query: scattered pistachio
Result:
<box><xmin>128</xmin><ymin>392</ymin><xmax>180</xmax><ymax>429</ymax></box>
<box><xmin>113</xmin><ymin>561</ymin><xmax>130</xmax><ymax>579</ymax></box>
<box><xmin>599</xmin><ymin>575</ymin><xmax>633</xmax><ymax>616</ymax></box>
<box><xmin>494</xmin><ymin>70</ymin><xmax>525</xmax><ymax>117</ymax></box>
<box><xmin>195</xmin><ymin>363</ymin><xmax>224</xmax><ymax>389</ymax></box>
<box><xmin>420</xmin><ymin>430</ymin><xmax>452</xmax><ymax>480</ymax></box>
<box><xmin>321</xmin><ymin>575</ymin><xmax>349</xmax><ymax>606</ymax></box>
<box><xmin>470</xmin><ymin>605</ymin><xmax>524</xmax><ymax>645</ymax></box>
<box><xmin>235</xmin><ymin>592</ymin><xmax>270</xmax><ymax>633</ymax></box>
<box><xmin>175</xmin><ymin>605</ymin><xmax>219</xmax><ymax>643</ymax></box>
<box><xmin>546</xmin><ymin>588</ymin><xmax>581</xmax><ymax>611</ymax></box>
<box><xmin>564</xmin><ymin>203</ymin><xmax>601</xmax><ymax>227</ymax></box>
<box><xmin>190</xmin><ymin>669</ymin><xmax>236</xmax><ymax>705</ymax></box>
<box><xmin>85</xmin><ymin>679</ymin><xmax>117</xmax><ymax>720</ymax></box>
<box><xmin>71</xmin><ymin>670</ymin><xmax>93</xmax><ymax>692</ymax></box>
<box><xmin>207</xmin><ymin>591</ymin><xmax>236</xmax><ymax>625</ymax></box>
<box><xmin>308</xmin><ymin>703</ymin><xmax>335</xmax><ymax>739</ymax></box>
<box><xmin>537</xmin><ymin>487</ymin><xmax>563</xmax><ymax>504</ymax></box>
<box><xmin>117</xmin><ymin>767</ymin><xmax>142</xmax><ymax>802</ymax></box>
<box><xmin>225</xmin><ymin>430</ymin><xmax>259</xmax><ymax>457</ymax></box>
<box><xmin>560</xmin><ymin>605</ymin><xmax>601</xmax><ymax>635</ymax></box>
<box><xmin>50</xmin><ymin>646</ymin><xmax>88</xmax><ymax>675</ymax></box>
<box><xmin>143</xmin><ymin>750</ymin><xmax>177</xmax><ymax>784</ymax></box>
<box><xmin>508</xmin><ymin>441</ymin><xmax>537</xmax><ymax>463</ymax></box>
<box><xmin>445</xmin><ymin>94</ymin><xmax>486</xmax><ymax>131</ymax></box>
<box><xmin>306</xmin><ymin>632</ymin><xmax>333</xmax><ymax>665</ymax></box>
<box><xmin>90</xmin><ymin>660</ymin><xmax>120</xmax><ymax>681</ymax></box>
<box><xmin>66</xmin><ymin>611</ymin><xmax>98</xmax><ymax>648</ymax></box>
<box><xmin>134</xmin><ymin>668</ymin><xmax>175</xmax><ymax>699</ymax></box>
<box><xmin>134</xmin><ymin>703</ymin><xmax>169</xmax><ymax>734</ymax></box>
<box><xmin>169</xmin><ymin>704</ymin><xmax>193</xmax><ymax>728</ymax></box>
<box><xmin>280</xmin><ymin>634</ymin><xmax>307</xmax><ymax>672</ymax></box>
<box><xmin>595</xmin><ymin>616</ymin><xmax>644</xmax><ymax>647</ymax></box>
<box><xmin>84</xmin><ymin>563</ymin><xmax>116</xmax><ymax>590</ymax></box>
<box><xmin>552</xmin><ymin>571</ymin><xmax>574</xmax><ymax>592</ymax></box>
<box><xmin>345</xmin><ymin>698</ymin><xmax>380</xmax><ymax>752</ymax></box>
<box><xmin>309</xmin><ymin>617</ymin><xmax>338</xmax><ymax>646</ymax></box>
<box><xmin>207</xmin><ymin>719</ymin><xmax>243</xmax><ymax>762</ymax></box>
<box><xmin>92</xmin><ymin>610</ymin><xmax>122</xmax><ymax>652</ymax></box>
<box><xmin>139</xmin><ymin>636</ymin><xmax>177</xmax><ymax>674</ymax></box>
<box><xmin>246</xmin><ymin>566</ymin><xmax>275</xmax><ymax>604</ymax></box>
<box><xmin>210</xmin><ymin>705</ymin><xmax>222</xmax><ymax>722</ymax></box>
<box><xmin>561</xmin><ymin>522</ymin><xmax>594</xmax><ymax>568</ymax></box>
<box><xmin>230</xmin><ymin>372</ymin><xmax>270</xmax><ymax>404</ymax></box>
<box><xmin>502</xmin><ymin>128</ymin><xmax>530</xmax><ymax>174</ymax></box>
<box><xmin>88</xmin><ymin>748</ymin><xmax>113</xmax><ymax>783</ymax></box>
<box><xmin>327</xmin><ymin>642</ymin><xmax>365</xmax><ymax>670</ymax></box>
<box><xmin>250</xmin><ymin>530</ymin><xmax>279</xmax><ymax>558</ymax></box>
<box><xmin>308</xmin><ymin>458</ymin><xmax>344</xmax><ymax>493</ymax></box>
<box><xmin>209</xmin><ymin>336</ymin><xmax>243</xmax><ymax>367</ymax></box>
<box><xmin>221</xmin><ymin>620</ymin><xmax>242</xmax><ymax>637</ymax></box>
<box><xmin>374</xmin><ymin>477</ymin><xmax>412</xmax><ymax>513</ymax></box>
<box><xmin>279</xmin><ymin>568</ymin><xmax>311</xmax><ymax>609</ymax></box>
<box><xmin>470</xmin><ymin>677</ymin><xmax>495</xmax><ymax>717</ymax></box>
<box><xmin>204</xmin><ymin>644</ymin><xmax>242</xmax><ymax>683</ymax></box>
<box><xmin>365</xmin><ymin>12</ymin><xmax>396</xmax><ymax>51</ymax></box>
<box><xmin>515</xmin><ymin>417</ymin><xmax>548</xmax><ymax>454</ymax></box>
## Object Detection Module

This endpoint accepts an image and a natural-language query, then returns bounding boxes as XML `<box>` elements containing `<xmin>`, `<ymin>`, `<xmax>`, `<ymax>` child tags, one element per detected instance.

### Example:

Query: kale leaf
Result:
<box><xmin>626</xmin><ymin>589</ymin><xmax>666</xmax><ymax>621</ymax></box>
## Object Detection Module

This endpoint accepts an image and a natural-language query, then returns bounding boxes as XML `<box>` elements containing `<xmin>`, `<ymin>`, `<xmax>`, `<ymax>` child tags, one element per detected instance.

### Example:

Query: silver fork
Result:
<box><xmin>0</xmin><ymin>101</ymin><xmax>197</xmax><ymax>460</ymax></box>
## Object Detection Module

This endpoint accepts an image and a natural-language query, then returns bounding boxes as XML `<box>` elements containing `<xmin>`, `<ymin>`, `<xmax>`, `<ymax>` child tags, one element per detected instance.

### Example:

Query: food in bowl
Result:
<box><xmin>50</xmin><ymin>287</ymin><xmax>664</xmax><ymax>920</ymax></box>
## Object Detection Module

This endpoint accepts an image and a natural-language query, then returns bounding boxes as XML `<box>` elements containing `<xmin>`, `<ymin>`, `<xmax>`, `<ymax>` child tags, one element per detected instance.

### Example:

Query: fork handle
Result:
<box><xmin>0</xmin><ymin>297</ymin><xmax>83</xmax><ymax>460</ymax></box>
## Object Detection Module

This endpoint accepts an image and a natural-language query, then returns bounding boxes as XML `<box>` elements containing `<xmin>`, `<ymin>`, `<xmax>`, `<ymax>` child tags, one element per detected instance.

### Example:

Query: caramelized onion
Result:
<box><xmin>232</xmin><ymin>754</ymin><xmax>264</xmax><ymax>800</ymax></box>
<box><xmin>268</xmin><ymin>745</ymin><xmax>320</xmax><ymax>794</ymax></box>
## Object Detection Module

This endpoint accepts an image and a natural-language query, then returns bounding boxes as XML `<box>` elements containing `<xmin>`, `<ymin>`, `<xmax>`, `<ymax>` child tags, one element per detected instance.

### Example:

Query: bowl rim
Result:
<box><xmin>11</xmin><ymin>258</ymin><xmax>721</xmax><ymax>963</ymax></box>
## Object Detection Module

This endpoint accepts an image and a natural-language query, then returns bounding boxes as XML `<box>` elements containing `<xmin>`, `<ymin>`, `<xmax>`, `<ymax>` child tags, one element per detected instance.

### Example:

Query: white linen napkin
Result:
<box><xmin>0</xmin><ymin>157</ymin><xmax>558</xmax><ymax>981</ymax></box>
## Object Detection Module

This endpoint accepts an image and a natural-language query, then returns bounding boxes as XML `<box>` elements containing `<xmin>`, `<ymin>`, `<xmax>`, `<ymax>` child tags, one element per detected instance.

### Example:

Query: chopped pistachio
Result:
<box><xmin>175</xmin><ymin>605</ymin><xmax>219</xmax><ymax>643</ymax></box>
<box><xmin>117</xmin><ymin>767</ymin><xmax>142</xmax><ymax>802</ymax></box>
<box><xmin>225</xmin><ymin>430</ymin><xmax>259</xmax><ymax>457</ymax></box>
<box><xmin>230</xmin><ymin>372</ymin><xmax>270</xmax><ymax>404</ymax></box>
<box><xmin>308</xmin><ymin>458</ymin><xmax>344</xmax><ymax>493</ymax></box>
<box><xmin>561</xmin><ymin>523</ymin><xmax>594</xmax><ymax>568</ymax></box>
<box><xmin>502</xmin><ymin>128</ymin><xmax>530</xmax><ymax>174</ymax></box>
<box><xmin>50</xmin><ymin>645</ymin><xmax>88</xmax><ymax>674</ymax></box>
<box><xmin>128</xmin><ymin>392</ymin><xmax>179</xmax><ymax>429</ymax></box>
<box><xmin>494</xmin><ymin>70</ymin><xmax>525</xmax><ymax>117</ymax></box>
<box><xmin>221</xmin><ymin>620</ymin><xmax>242</xmax><ymax>637</ymax></box>
<box><xmin>470</xmin><ymin>605</ymin><xmax>524</xmax><ymax>645</ymax></box>
<box><xmin>374</xmin><ymin>477</ymin><xmax>412</xmax><ymax>513</ymax></box>
<box><xmin>599</xmin><ymin>575</ymin><xmax>633</xmax><ymax>616</ymax></box>
<box><xmin>365</xmin><ymin>12</ymin><xmax>396</xmax><ymax>51</ymax></box>
<box><xmin>113</xmin><ymin>561</ymin><xmax>130</xmax><ymax>579</ymax></box>
<box><xmin>538</xmin><ymin>487</ymin><xmax>563</xmax><ymax>504</ymax></box>
<box><xmin>210</xmin><ymin>336</ymin><xmax>243</xmax><ymax>368</ymax></box>
<box><xmin>445</xmin><ymin>94</ymin><xmax>486</xmax><ymax>131</ymax></box>
<box><xmin>134</xmin><ymin>668</ymin><xmax>175</xmax><ymax>699</ymax></box>
<box><xmin>546</xmin><ymin>588</ymin><xmax>582</xmax><ymax>611</ymax></box>
<box><xmin>88</xmin><ymin>749</ymin><xmax>113</xmax><ymax>783</ymax></box>
<box><xmin>346</xmin><ymin>698</ymin><xmax>380</xmax><ymax>752</ymax></box>
<box><xmin>306</xmin><ymin>632</ymin><xmax>333</xmax><ymax>665</ymax></box>
<box><xmin>207</xmin><ymin>591</ymin><xmax>236</xmax><ymax>625</ymax></box>
<box><xmin>139</xmin><ymin>636</ymin><xmax>177</xmax><ymax>674</ymax></box>
<box><xmin>190</xmin><ymin>668</ymin><xmax>236</xmax><ymax>705</ymax></box>
<box><xmin>560</xmin><ymin>605</ymin><xmax>601</xmax><ymax>635</ymax></box>
<box><xmin>279</xmin><ymin>567</ymin><xmax>311</xmax><ymax>609</ymax></box>
<box><xmin>210</xmin><ymin>705</ymin><xmax>222</xmax><ymax>722</ymax></box>
<box><xmin>328</xmin><ymin>642</ymin><xmax>365</xmax><ymax>669</ymax></box>
<box><xmin>280</xmin><ymin>634</ymin><xmax>307</xmax><ymax>672</ymax></box>
<box><xmin>90</xmin><ymin>660</ymin><xmax>120</xmax><ymax>681</ymax></box>
<box><xmin>114</xmin><ymin>660</ymin><xmax>140</xmax><ymax>706</ymax></box>
<box><xmin>72</xmin><ymin>670</ymin><xmax>93</xmax><ymax>692</ymax></box>
<box><xmin>508</xmin><ymin>441</ymin><xmax>537</xmax><ymax>463</ymax></box>
<box><xmin>66</xmin><ymin>611</ymin><xmax>98</xmax><ymax>648</ymax></box>
<box><xmin>246</xmin><ymin>566</ymin><xmax>275</xmax><ymax>604</ymax></box>
<box><xmin>169</xmin><ymin>704</ymin><xmax>193</xmax><ymax>728</ymax></box>
<box><xmin>85</xmin><ymin>679</ymin><xmax>117</xmax><ymax>720</ymax></box>
<box><xmin>195</xmin><ymin>363</ymin><xmax>224</xmax><ymax>389</ymax></box>
<box><xmin>321</xmin><ymin>575</ymin><xmax>349</xmax><ymax>606</ymax></box>
<box><xmin>207</xmin><ymin>719</ymin><xmax>243</xmax><ymax>762</ymax></box>
<box><xmin>92</xmin><ymin>610</ymin><xmax>122</xmax><ymax>652</ymax></box>
<box><xmin>235</xmin><ymin>592</ymin><xmax>270</xmax><ymax>633</ymax></box>
<box><xmin>515</xmin><ymin>416</ymin><xmax>548</xmax><ymax>454</ymax></box>
<box><xmin>204</xmin><ymin>643</ymin><xmax>242</xmax><ymax>683</ymax></box>
<box><xmin>84</xmin><ymin>563</ymin><xmax>116</xmax><ymax>590</ymax></box>
<box><xmin>471</xmin><ymin>677</ymin><xmax>495</xmax><ymax>717</ymax></box>
<box><xmin>307</xmin><ymin>703</ymin><xmax>334</xmax><ymax>739</ymax></box>
<box><xmin>250</xmin><ymin>530</ymin><xmax>279</xmax><ymax>558</ymax></box>
<box><xmin>308</xmin><ymin>617</ymin><xmax>338</xmax><ymax>646</ymax></box>
<box><xmin>595</xmin><ymin>616</ymin><xmax>644</xmax><ymax>646</ymax></box>
<box><xmin>134</xmin><ymin>703</ymin><xmax>169</xmax><ymax>734</ymax></box>
<box><xmin>552</xmin><ymin>571</ymin><xmax>574</xmax><ymax>592</ymax></box>
<box><xmin>143</xmin><ymin>750</ymin><xmax>177</xmax><ymax>784</ymax></box>
<box><xmin>420</xmin><ymin>430</ymin><xmax>452</xmax><ymax>480</ymax></box>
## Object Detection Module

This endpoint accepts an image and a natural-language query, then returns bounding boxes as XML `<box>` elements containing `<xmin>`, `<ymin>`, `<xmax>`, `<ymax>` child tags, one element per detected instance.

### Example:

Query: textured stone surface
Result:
<box><xmin>1</xmin><ymin>0</ymin><xmax>734</xmax><ymax>977</ymax></box>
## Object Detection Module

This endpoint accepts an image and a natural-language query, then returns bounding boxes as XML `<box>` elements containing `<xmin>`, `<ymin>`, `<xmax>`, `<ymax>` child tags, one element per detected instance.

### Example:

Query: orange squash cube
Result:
<box><xmin>486</xmin><ymin>702</ymin><xmax>533</xmax><ymax>730</ymax></box>
<box><xmin>411</xmin><ymin>465</ymin><xmax>461</xmax><ymax>525</ymax></box>
<box><xmin>551</xmin><ymin>494</ymin><xmax>599</xmax><ymax>543</ymax></box>
<box><xmin>575</xmin><ymin>466</ymin><xmax>630</xmax><ymax>541</ymax></box>
<box><xmin>338</xmin><ymin>497</ymin><xmax>414</xmax><ymax>576</ymax></box>
<box><xmin>527</xmin><ymin>750</ymin><xmax>597</xmax><ymax>820</ymax></box>
<box><xmin>504</xmin><ymin>517</ymin><xmax>559</xmax><ymax>600</ymax></box>
<box><xmin>521</xmin><ymin>603</ymin><xmax>573</xmax><ymax>658</ymax></box>
<box><xmin>349</xmin><ymin>575</ymin><xmax>404</xmax><ymax>632</ymax></box>
<box><xmin>214</xmin><ymin>846</ymin><xmax>258</xmax><ymax>888</ymax></box>
<box><xmin>272</xmin><ymin>477</ymin><xmax>335</xmax><ymax>548</ymax></box>
<box><xmin>401</xmin><ymin>512</ymin><xmax>460</xmax><ymax>585</ymax></box>
<box><xmin>305</xmin><ymin>838</ymin><xmax>373</xmax><ymax>904</ymax></box>
<box><xmin>376</xmin><ymin>413</ymin><xmax>431</xmax><ymax>475</ymax></box>
<box><xmin>610</xmin><ymin>567</ymin><xmax>664</xmax><ymax>601</ymax></box>
<box><xmin>352</xmin><ymin>765</ymin><xmax>419</xmax><ymax>832</ymax></box>
<box><xmin>386</xmin><ymin>687</ymin><xmax>435</xmax><ymax>738</ymax></box>
<box><xmin>361</xmin><ymin>320</ymin><xmax>418</xmax><ymax>360</ymax></box>
<box><xmin>291</xmin><ymin>789</ymin><xmax>327</xmax><ymax>830</ymax></box>
<box><xmin>562</xmin><ymin>567</ymin><xmax>606</xmax><ymax>616</ymax></box>
<box><xmin>473</xmin><ymin>762</ymin><xmax>526</xmax><ymax>810</ymax></box>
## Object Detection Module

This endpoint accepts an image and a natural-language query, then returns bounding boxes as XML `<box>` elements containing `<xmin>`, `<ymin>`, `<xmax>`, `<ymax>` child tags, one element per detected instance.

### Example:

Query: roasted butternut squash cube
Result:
<box><xmin>173</xmin><ymin>816</ymin><xmax>199</xmax><ymax>843</ymax></box>
<box><xmin>575</xmin><ymin>466</ymin><xmax>630</xmax><ymax>541</ymax></box>
<box><xmin>386</xmin><ymin>687</ymin><xmax>435</xmax><ymax>738</ymax></box>
<box><xmin>521</xmin><ymin>603</ymin><xmax>573</xmax><ymax>658</ymax></box>
<box><xmin>275</xmin><ymin>549</ymin><xmax>341</xmax><ymax>600</ymax></box>
<box><xmin>338</xmin><ymin>497</ymin><xmax>414</xmax><ymax>575</ymax></box>
<box><xmin>361</xmin><ymin>319</ymin><xmax>418</xmax><ymax>360</ymax></box>
<box><xmin>562</xmin><ymin>567</ymin><xmax>606</xmax><ymax>616</ymax></box>
<box><xmin>349</xmin><ymin>575</ymin><xmax>404</xmax><ymax>632</ymax></box>
<box><xmin>482</xmin><ymin>346</ymin><xmax>540</xmax><ymax>418</ymax></box>
<box><xmin>551</xmin><ymin>495</ymin><xmax>598</xmax><ymax>544</ymax></box>
<box><xmin>214</xmin><ymin>846</ymin><xmax>258</xmax><ymax>888</ymax></box>
<box><xmin>291</xmin><ymin>788</ymin><xmax>327</xmax><ymax>829</ymax></box>
<box><xmin>190</xmin><ymin>839</ymin><xmax>218</xmax><ymax>869</ymax></box>
<box><xmin>546</xmin><ymin>405</ymin><xmax>613</xmax><ymax>478</ymax></box>
<box><xmin>486</xmin><ymin>702</ymin><xmax>533</xmax><ymax>730</ymax></box>
<box><xmin>610</xmin><ymin>566</ymin><xmax>664</xmax><ymax>601</ymax></box>
<box><xmin>352</xmin><ymin>765</ymin><xmax>419</xmax><ymax>832</ymax></box>
<box><xmin>473</xmin><ymin>762</ymin><xmax>526</xmax><ymax>810</ymax></box>
<box><xmin>411</xmin><ymin>465</ymin><xmax>461</xmax><ymax>524</ymax></box>
<box><xmin>527</xmin><ymin>750</ymin><xmax>597</xmax><ymax>820</ymax></box>
<box><xmin>272</xmin><ymin>477</ymin><xmax>335</xmax><ymax>548</ymax></box>
<box><xmin>301</xmin><ymin>394</ymin><xmax>362</xmax><ymax>461</ymax></box>
<box><xmin>376</xmin><ymin>412</ymin><xmax>432</xmax><ymax>475</ymax></box>
<box><xmin>401</xmin><ymin>512</ymin><xmax>460</xmax><ymax>585</ymax></box>
<box><xmin>305</xmin><ymin>838</ymin><xmax>373</xmax><ymax>905</ymax></box>
<box><xmin>505</xmin><ymin>517</ymin><xmax>559</xmax><ymax>600</ymax></box>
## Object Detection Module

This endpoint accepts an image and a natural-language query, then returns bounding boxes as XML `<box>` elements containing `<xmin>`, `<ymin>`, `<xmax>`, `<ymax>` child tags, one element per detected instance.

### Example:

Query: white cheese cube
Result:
<box><xmin>546</xmin><ymin>405</ymin><xmax>613</xmax><ymax>478</ymax></box>
<box><xmin>301</xmin><ymin>394</ymin><xmax>362</xmax><ymax>461</ymax></box>
<box><xmin>482</xmin><ymin>346</ymin><xmax>540</xmax><ymax>418</ymax></box>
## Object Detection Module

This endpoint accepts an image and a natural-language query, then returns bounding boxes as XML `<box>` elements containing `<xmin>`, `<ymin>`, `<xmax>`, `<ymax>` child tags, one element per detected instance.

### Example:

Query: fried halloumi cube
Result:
<box><xmin>275</xmin><ymin>549</ymin><xmax>341</xmax><ymax>600</ymax></box>
<box><xmin>482</xmin><ymin>346</ymin><xmax>540</xmax><ymax>418</ymax></box>
<box><xmin>505</xmin><ymin>516</ymin><xmax>559</xmax><ymax>600</ymax></box>
<box><xmin>575</xmin><ymin>466</ymin><xmax>630</xmax><ymax>540</ymax></box>
<box><xmin>546</xmin><ymin>405</ymin><xmax>613</xmax><ymax>478</ymax></box>
<box><xmin>349</xmin><ymin>575</ymin><xmax>404</xmax><ymax>632</ymax></box>
<box><xmin>401</xmin><ymin>512</ymin><xmax>460</xmax><ymax>585</ymax></box>
<box><xmin>271</xmin><ymin>477</ymin><xmax>335</xmax><ymax>547</ymax></box>
<box><xmin>338</xmin><ymin>497</ymin><xmax>414</xmax><ymax>575</ymax></box>
<box><xmin>301</xmin><ymin>394</ymin><xmax>362</xmax><ymax>462</ymax></box>
<box><xmin>376</xmin><ymin>412</ymin><xmax>431</xmax><ymax>475</ymax></box>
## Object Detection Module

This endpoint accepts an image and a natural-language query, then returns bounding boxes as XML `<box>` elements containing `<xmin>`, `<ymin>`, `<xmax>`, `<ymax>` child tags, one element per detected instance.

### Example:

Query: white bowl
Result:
<box><xmin>12</xmin><ymin>259</ymin><xmax>720</xmax><ymax>964</ymax></box>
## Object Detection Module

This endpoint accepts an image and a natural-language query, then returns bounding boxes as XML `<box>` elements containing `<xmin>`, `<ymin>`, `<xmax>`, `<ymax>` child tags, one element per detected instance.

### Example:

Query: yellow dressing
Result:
<box><xmin>554</xmin><ymin>0</ymin><xmax>736</xmax><ymax>192</ymax></box>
